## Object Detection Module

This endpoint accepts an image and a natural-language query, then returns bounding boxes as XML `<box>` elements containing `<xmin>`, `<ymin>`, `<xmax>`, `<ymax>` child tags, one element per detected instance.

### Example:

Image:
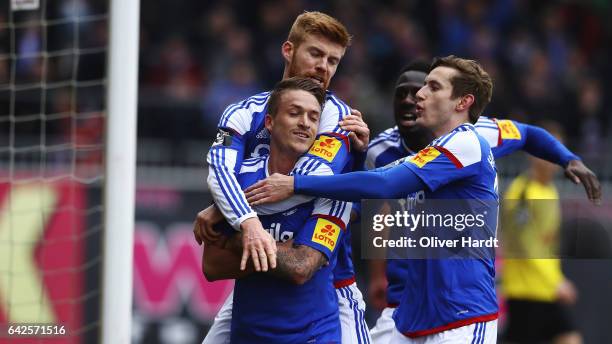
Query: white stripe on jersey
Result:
<box><xmin>436</xmin><ymin>128</ymin><xmax>482</xmax><ymax>168</ymax></box>
<box><xmin>239</xmin><ymin>157</ymin><xmax>266</xmax><ymax>174</ymax></box>
<box><xmin>365</xmin><ymin>136</ymin><xmax>402</xmax><ymax>170</ymax></box>
<box><xmin>293</xmin><ymin>156</ymin><xmax>334</xmax><ymax>176</ymax></box>
<box><xmin>475</xmin><ymin>116</ymin><xmax>501</xmax><ymax>149</ymax></box>
<box><xmin>219</xmin><ymin>92</ymin><xmax>270</xmax><ymax>134</ymax></box>
<box><xmin>321</xmin><ymin>93</ymin><xmax>351</xmax><ymax>136</ymax></box>
<box><xmin>474</xmin><ymin>126</ymin><xmax>500</xmax><ymax>149</ymax></box>
<box><xmin>207</xmin><ymin>148</ymin><xmax>256</xmax><ymax>229</ymax></box>
<box><xmin>312</xmin><ymin>198</ymin><xmax>352</xmax><ymax>227</ymax></box>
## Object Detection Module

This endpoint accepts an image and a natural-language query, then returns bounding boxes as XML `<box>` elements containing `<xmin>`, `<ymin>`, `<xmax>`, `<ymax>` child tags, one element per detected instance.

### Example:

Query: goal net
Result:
<box><xmin>0</xmin><ymin>0</ymin><xmax>136</xmax><ymax>342</ymax></box>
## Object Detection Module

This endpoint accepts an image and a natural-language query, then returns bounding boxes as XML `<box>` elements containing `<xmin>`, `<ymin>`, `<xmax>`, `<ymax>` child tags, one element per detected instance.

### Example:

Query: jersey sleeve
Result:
<box><xmin>402</xmin><ymin>131</ymin><xmax>483</xmax><ymax>192</ymax></box>
<box><xmin>293</xmin><ymin>197</ymin><xmax>351</xmax><ymax>260</ymax></box>
<box><xmin>206</xmin><ymin>98</ymin><xmax>266</xmax><ymax>230</ymax></box>
<box><xmin>476</xmin><ymin>116</ymin><xmax>579</xmax><ymax>166</ymax></box>
<box><xmin>475</xmin><ymin>116</ymin><xmax>527</xmax><ymax>158</ymax></box>
<box><xmin>319</xmin><ymin>93</ymin><xmax>351</xmax><ymax>136</ymax></box>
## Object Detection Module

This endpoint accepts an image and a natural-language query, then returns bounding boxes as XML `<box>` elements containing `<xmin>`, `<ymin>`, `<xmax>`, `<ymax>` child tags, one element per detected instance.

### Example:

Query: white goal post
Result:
<box><xmin>102</xmin><ymin>0</ymin><xmax>140</xmax><ymax>343</ymax></box>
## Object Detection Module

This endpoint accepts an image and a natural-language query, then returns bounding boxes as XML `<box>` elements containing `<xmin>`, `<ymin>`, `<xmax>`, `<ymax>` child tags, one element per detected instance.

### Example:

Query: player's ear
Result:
<box><xmin>264</xmin><ymin>114</ymin><xmax>274</xmax><ymax>131</ymax></box>
<box><xmin>456</xmin><ymin>94</ymin><xmax>474</xmax><ymax>112</ymax></box>
<box><xmin>281</xmin><ymin>41</ymin><xmax>294</xmax><ymax>63</ymax></box>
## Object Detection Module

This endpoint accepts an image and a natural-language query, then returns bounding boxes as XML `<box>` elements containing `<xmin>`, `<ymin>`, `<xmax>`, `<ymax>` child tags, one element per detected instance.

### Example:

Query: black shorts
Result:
<box><xmin>503</xmin><ymin>299</ymin><xmax>577</xmax><ymax>343</ymax></box>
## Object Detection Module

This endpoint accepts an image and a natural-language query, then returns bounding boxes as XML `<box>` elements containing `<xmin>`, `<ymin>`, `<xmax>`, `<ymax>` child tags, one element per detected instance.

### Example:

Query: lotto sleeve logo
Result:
<box><xmin>311</xmin><ymin>218</ymin><xmax>341</xmax><ymax>252</ymax></box>
<box><xmin>408</xmin><ymin>147</ymin><xmax>441</xmax><ymax>168</ymax></box>
<box><xmin>497</xmin><ymin>120</ymin><xmax>522</xmax><ymax>140</ymax></box>
<box><xmin>308</xmin><ymin>135</ymin><xmax>342</xmax><ymax>162</ymax></box>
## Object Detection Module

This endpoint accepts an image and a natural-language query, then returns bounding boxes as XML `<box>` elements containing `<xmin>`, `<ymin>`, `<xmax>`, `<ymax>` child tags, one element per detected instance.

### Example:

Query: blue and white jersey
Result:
<box><xmin>207</xmin><ymin>90</ymin><xmax>352</xmax><ymax>230</ymax></box>
<box><xmin>229</xmin><ymin>156</ymin><xmax>351</xmax><ymax>343</ymax></box>
<box><xmin>371</xmin><ymin>117</ymin><xmax>568</xmax><ymax>307</ymax></box>
<box><xmin>390</xmin><ymin>123</ymin><xmax>499</xmax><ymax>338</ymax></box>
<box><xmin>365</xmin><ymin>126</ymin><xmax>415</xmax><ymax>170</ymax></box>
<box><xmin>475</xmin><ymin>116</ymin><xmax>527</xmax><ymax>158</ymax></box>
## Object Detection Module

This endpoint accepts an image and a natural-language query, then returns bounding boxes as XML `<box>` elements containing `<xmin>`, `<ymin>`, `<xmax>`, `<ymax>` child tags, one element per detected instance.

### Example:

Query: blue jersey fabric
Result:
<box><xmin>366</xmin><ymin>117</ymin><xmax>580</xmax><ymax>307</ymax></box>
<box><xmin>389</xmin><ymin>124</ymin><xmax>499</xmax><ymax>336</ymax></box>
<box><xmin>292</xmin><ymin>123</ymin><xmax>499</xmax><ymax>336</ymax></box>
<box><xmin>229</xmin><ymin>156</ymin><xmax>343</xmax><ymax>343</ymax></box>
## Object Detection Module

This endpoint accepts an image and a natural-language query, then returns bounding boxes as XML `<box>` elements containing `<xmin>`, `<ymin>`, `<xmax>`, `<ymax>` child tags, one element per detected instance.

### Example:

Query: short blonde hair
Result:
<box><xmin>287</xmin><ymin>11</ymin><xmax>352</xmax><ymax>48</ymax></box>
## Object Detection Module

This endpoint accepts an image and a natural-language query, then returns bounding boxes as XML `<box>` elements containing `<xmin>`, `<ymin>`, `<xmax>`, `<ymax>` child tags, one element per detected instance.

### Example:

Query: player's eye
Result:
<box><xmin>309</xmin><ymin>49</ymin><xmax>322</xmax><ymax>58</ymax></box>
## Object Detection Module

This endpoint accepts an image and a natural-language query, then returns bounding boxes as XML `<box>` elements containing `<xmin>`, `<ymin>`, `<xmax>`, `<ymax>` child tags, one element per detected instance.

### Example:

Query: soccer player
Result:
<box><xmin>246</xmin><ymin>56</ymin><xmax>502</xmax><ymax>343</ymax></box>
<box><xmin>365</xmin><ymin>61</ymin><xmax>602</xmax><ymax>343</ymax></box>
<box><xmin>203</xmin><ymin>77</ymin><xmax>351</xmax><ymax>343</ymax></box>
<box><xmin>195</xmin><ymin>11</ymin><xmax>372</xmax><ymax>344</ymax></box>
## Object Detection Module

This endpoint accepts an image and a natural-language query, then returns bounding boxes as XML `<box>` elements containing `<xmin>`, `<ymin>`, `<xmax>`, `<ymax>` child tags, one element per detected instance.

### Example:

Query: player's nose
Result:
<box><xmin>415</xmin><ymin>87</ymin><xmax>426</xmax><ymax>102</ymax></box>
<box><xmin>297</xmin><ymin>114</ymin><xmax>309</xmax><ymax>128</ymax></box>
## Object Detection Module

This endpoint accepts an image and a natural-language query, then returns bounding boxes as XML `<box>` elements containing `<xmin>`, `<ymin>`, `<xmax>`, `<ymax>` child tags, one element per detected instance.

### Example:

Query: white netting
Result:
<box><xmin>0</xmin><ymin>0</ymin><xmax>108</xmax><ymax>342</ymax></box>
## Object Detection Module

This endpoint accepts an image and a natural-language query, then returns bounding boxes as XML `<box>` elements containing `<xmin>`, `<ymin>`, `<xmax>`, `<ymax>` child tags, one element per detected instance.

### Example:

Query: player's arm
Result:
<box><xmin>207</xmin><ymin>127</ymin><xmax>255</xmax><ymax>228</ymax></box>
<box><xmin>202</xmin><ymin>237</ymin><xmax>328</xmax><ymax>285</ymax></box>
<box><xmin>247</xmin><ymin>141</ymin><xmax>486</xmax><ymax>203</ymax></box>
<box><xmin>202</xmin><ymin>236</ymin><xmax>253</xmax><ymax>281</ymax></box>
<box><xmin>252</xmin><ymin>130</ymin><xmax>352</xmax><ymax>214</ymax></box>
<box><xmin>368</xmin><ymin>259</ymin><xmax>388</xmax><ymax>311</ymax></box>
<box><xmin>367</xmin><ymin>200</ymin><xmax>392</xmax><ymax>310</ymax></box>
<box><xmin>206</xmin><ymin>103</ymin><xmax>276</xmax><ymax>271</ymax></box>
<box><xmin>268</xmin><ymin>241</ymin><xmax>328</xmax><ymax>285</ymax></box>
<box><xmin>246</xmin><ymin>163</ymin><xmax>426</xmax><ymax>203</ymax></box>
<box><xmin>484</xmin><ymin>118</ymin><xmax>601</xmax><ymax>203</ymax></box>
<box><xmin>520</xmin><ymin>123</ymin><xmax>601</xmax><ymax>203</ymax></box>
<box><xmin>269</xmin><ymin>196</ymin><xmax>351</xmax><ymax>284</ymax></box>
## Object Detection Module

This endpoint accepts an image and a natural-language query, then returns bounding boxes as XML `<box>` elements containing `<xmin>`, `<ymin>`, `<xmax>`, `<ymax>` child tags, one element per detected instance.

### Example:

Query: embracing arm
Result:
<box><xmin>246</xmin><ymin>163</ymin><xmax>425</xmax><ymax>204</ymax></box>
<box><xmin>295</xmin><ymin>163</ymin><xmax>426</xmax><ymax>201</ymax></box>
<box><xmin>202</xmin><ymin>235</ymin><xmax>253</xmax><ymax>281</ymax></box>
<box><xmin>269</xmin><ymin>242</ymin><xmax>328</xmax><ymax>285</ymax></box>
<box><xmin>202</xmin><ymin>237</ymin><xmax>327</xmax><ymax>285</ymax></box>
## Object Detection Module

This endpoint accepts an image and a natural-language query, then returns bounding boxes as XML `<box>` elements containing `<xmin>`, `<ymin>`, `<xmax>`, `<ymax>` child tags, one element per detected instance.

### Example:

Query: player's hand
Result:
<box><xmin>340</xmin><ymin>109</ymin><xmax>370</xmax><ymax>152</ymax></box>
<box><xmin>193</xmin><ymin>205</ymin><xmax>224</xmax><ymax>246</ymax></box>
<box><xmin>240</xmin><ymin>218</ymin><xmax>277</xmax><ymax>272</ymax></box>
<box><xmin>245</xmin><ymin>173</ymin><xmax>295</xmax><ymax>205</ymax></box>
<box><xmin>556</xmin><ymin>279</ymin><xmax>578</xmax><ymax>305</ymax></box>
<box><xmin>564</xmin><ymin>160</ymin><xmax>602</xmax><ymax>205</ymax></box>
<box><xmin>368</xmin><ymin>276</ymin><xmax>388</xmax><ymax>311</ymax></box>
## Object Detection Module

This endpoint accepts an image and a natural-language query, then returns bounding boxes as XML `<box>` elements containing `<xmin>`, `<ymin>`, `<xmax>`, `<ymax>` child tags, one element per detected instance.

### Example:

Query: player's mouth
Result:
<box><xmin>397</xmin><ymin>112</ymin><xmax>418</xmax><ymax>127</ymax></box>
<box><xmin>292</xmin><ymin>130</ymin><xmax>311</xmax><ymax>140</ymax></box>
<box><xmin>415</xmin><ymin>103</ymin><xmax>424</xmax><ymax>117</ymax></box>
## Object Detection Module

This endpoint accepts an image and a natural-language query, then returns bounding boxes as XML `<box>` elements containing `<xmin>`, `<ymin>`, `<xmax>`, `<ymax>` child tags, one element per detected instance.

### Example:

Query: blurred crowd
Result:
<box><xmin>138</xmin><ymin>0</ymin><xmax>612</xmax><ymax>161</ymax></box>
<box><xmin>2</xmin><ymin>0</ymin><xmax>611</xmax><ymax>165</ymax></box>
<box><xmin>1</xmin><ymin>0</ymin><xmax>107</xmax><ymax>168</ymax></box>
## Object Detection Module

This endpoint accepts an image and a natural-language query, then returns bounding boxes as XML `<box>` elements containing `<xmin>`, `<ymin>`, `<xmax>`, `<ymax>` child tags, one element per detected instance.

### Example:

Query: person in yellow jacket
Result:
<box><xmin>501</xmin><ymin>121</ymin><xmax>582</xmax><ymax>344</ymax></box>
